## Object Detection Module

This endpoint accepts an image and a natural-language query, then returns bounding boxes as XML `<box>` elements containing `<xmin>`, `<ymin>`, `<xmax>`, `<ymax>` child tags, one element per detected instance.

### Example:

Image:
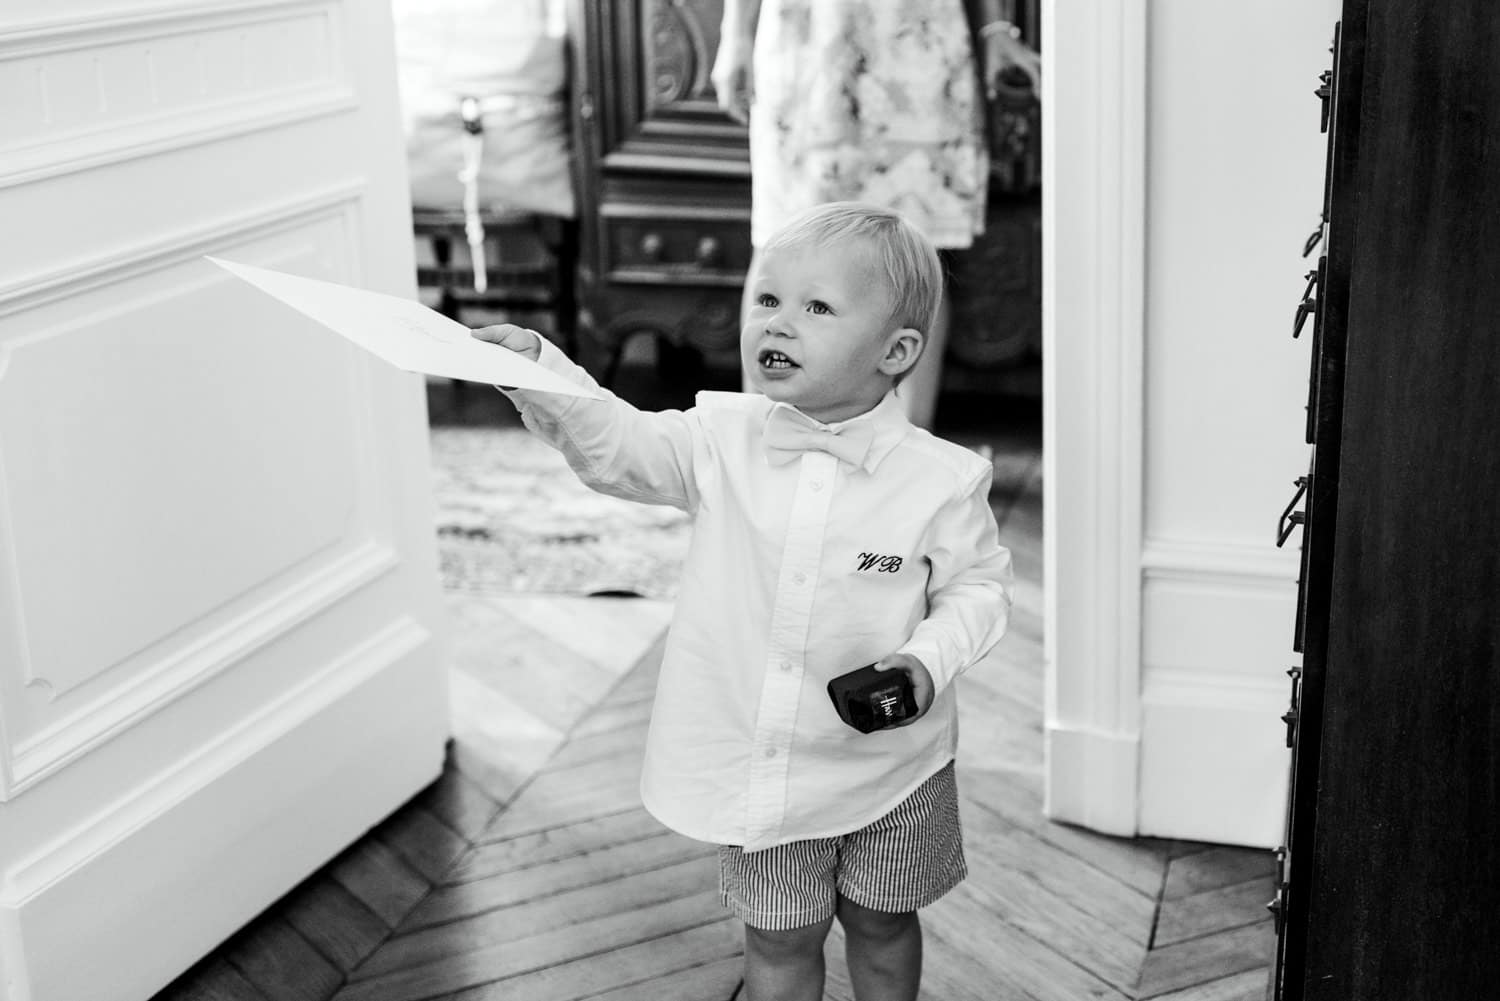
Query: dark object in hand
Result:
<box><xmin>827</xmin><ymin>665</ymin><xmax>919</xmax><ymax>733</ymax></box>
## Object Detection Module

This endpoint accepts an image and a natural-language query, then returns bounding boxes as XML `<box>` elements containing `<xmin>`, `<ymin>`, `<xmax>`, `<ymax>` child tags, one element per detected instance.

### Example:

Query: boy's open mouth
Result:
<box><xmin>759</xmin><ymin>349</ymin><xmax>798</xmax><ymax>370</ymax></box>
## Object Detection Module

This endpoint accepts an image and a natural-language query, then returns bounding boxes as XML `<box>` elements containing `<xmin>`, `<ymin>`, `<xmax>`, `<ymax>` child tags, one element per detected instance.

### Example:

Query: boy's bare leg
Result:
<box><xmin>837</xmin><ymin>896</ymin><xmax>922</xmax><ymax>1001</ymax></box>
<box><xmin>742</xmin><ymin>916</ymin><xmax>834</xmax><ymax>1001</ymax></box>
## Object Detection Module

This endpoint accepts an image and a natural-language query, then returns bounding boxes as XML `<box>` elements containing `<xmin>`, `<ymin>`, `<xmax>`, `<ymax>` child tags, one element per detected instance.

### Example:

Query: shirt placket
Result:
<box><xmin>743</xmin><ymin>451</ymin><xmax>837</xmax><ymax>849</ymax></box>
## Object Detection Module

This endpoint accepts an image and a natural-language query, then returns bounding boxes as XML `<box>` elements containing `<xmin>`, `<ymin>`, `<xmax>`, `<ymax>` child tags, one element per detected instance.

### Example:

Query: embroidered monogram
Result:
<box><xmin>856</xmin><ymin>552</ymin><xmax>904</xmax><ymax>573</ymax></box>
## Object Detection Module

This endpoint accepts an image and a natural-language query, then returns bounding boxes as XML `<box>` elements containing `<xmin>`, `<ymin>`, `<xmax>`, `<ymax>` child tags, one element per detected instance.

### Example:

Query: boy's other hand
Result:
<box><xmin>472</xmin><ymin>323</ymin><xmax>543</xmax><ymax>361</ymax></box>
<box><xmin>875</xmin><ymin>653</ymin><xmax>935</xmax><ymax>726</ymax></box>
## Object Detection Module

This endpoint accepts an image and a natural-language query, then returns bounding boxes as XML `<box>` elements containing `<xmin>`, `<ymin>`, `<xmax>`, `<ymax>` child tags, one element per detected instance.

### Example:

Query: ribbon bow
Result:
<box><xmin>763</xmin><ymin>405</ymin><xmax>875</xmax><ymax>468</ymax></box>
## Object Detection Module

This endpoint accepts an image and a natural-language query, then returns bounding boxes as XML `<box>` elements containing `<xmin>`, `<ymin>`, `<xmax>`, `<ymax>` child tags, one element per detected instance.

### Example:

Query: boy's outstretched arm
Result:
<box><xmin>471</xmin><ymin>324</ymin><xmax>702</xmax><ymax>512</ymax></box>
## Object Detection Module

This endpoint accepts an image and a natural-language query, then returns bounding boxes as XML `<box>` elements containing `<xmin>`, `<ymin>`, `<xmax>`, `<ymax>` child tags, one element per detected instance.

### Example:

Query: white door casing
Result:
<box><xmin>1042</xmin><ymin>0</ymin><xmax>1148</xmax><ymax>838</ymax></box>
<box><xmin>1044</xmin><ymin>0</ymin><xmax>1341</xmax><ymax>846</ymax></box>
<box><xmin>0</xmin><ymin>3</ymin><xmax>449</xmax><ymax>999</ymax></box>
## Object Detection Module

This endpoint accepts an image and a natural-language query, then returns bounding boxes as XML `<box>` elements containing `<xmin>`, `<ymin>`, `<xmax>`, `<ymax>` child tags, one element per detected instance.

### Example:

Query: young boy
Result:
<box><xmin>473</xmin><ymin>201</ymin><xmax>1012</xmax><ymax>1001</ymax></box>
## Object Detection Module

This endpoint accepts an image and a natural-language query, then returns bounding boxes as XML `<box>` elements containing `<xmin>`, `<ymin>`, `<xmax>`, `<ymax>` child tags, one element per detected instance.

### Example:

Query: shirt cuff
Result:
<box><xmin>499</xmin><ymin>337</ymin><xmax>600</xmax><ymax>402</ymax></box>
<box><xmin>897</xmin><ymin>633</ymin><xmax>960</xmax><ymax>694</ymax></box>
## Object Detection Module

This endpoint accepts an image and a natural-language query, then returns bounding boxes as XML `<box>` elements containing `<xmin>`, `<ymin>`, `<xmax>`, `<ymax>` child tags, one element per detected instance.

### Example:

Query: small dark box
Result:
<box><xmin>827</xmin><ymin>665</ymin><xmax>919</xmax><ymax>733</ymax></box>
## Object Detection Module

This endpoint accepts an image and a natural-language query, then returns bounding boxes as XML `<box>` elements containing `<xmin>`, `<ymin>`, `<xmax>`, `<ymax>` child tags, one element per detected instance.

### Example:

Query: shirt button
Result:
<box><xmin>780</xmin><ymin>660</ymin><xmax>793</xmax><ymax>673</ymax></box>
<box><xmin>810</xmin><ymin>479</ymin><xmax>824</xmax><ymax>491</ymax></box>
<box><xmin>765</xmin><ymin>748</ymin><xmax>778</xmax><ymax>759</ymax></box>
<box><xmin>792</xmin><ymin>572</ymin><xmax>807</xmax><ymax>585</ymax></box>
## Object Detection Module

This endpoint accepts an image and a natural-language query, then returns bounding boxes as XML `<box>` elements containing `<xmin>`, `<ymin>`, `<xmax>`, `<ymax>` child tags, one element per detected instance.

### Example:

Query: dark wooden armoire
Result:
<box><xmin>1270</xmin><ymin>3</ymin><xmax>1500</xmax><ymax>999</ymax></box>
<box><xmin>565</xmin><ymin>0</ymin><xmax>752</xmax><ymax>385</ymax></box>
<box><xmin>563</xmin><ymin>0</ymin><xmax>1042</xmax><ymax>393</ymax></box>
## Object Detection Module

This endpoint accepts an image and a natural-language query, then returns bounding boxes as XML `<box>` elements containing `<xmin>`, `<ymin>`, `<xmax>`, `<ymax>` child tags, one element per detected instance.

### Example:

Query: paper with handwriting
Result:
<box><xmin>207</xmin><ymin>257</ymin><xmax>599</xmax><ymax>399</ymax></box>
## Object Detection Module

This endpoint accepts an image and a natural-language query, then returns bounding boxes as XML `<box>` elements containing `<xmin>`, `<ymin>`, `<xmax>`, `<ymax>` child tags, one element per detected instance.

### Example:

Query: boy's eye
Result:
<box><xmin>756</xmin><ymin>293</ymin><xmax>778</xmax><ymax>308</ymax></box>
<box><xmin>808</xmin><ymin>300</ymin><xmax>832</xmax><ymax>315</ymax></box>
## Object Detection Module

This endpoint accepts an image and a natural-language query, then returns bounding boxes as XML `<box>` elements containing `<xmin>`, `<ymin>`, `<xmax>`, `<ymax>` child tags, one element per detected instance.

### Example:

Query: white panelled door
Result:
<box><xmin>0</xmin><ymin>3</ymin><xmax>449</xmax><ymax>999</ymax></box>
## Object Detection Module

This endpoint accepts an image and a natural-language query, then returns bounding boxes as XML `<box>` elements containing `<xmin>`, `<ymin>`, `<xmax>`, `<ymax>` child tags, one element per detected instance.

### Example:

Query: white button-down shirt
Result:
<box><xmin>504</xmin><ymin>341</ymin><xmax>1013</xmax><ymax>851</ymax></box>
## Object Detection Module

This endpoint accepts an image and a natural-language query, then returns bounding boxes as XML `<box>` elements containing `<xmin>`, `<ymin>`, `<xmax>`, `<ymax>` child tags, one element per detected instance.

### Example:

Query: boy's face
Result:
<box><xmin>742</xmin><ymin>240</ymin><xmax>923</xmax><ymax>424</ymax></box>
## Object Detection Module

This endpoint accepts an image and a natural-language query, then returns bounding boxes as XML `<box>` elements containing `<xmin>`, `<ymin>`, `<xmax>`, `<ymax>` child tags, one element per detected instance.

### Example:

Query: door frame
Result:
<box><xmin>1040</xmin><ymin>0</ymin><xmax>1147</xmax><ymax>836</ymax></box>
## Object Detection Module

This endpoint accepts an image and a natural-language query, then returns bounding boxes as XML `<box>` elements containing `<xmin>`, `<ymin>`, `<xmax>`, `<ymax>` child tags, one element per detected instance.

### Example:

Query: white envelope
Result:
<box><xmin>207</xmin><ymin>256</ymin><xmax>600</xmax><ymax>400</ymax></box>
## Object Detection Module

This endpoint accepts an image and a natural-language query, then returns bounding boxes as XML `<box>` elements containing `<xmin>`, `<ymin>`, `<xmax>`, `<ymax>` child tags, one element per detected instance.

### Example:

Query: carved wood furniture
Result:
<box><xmin>567</xmin><ymin>0</ymin><xmax>750</xmax><ymax>387</ymax></box>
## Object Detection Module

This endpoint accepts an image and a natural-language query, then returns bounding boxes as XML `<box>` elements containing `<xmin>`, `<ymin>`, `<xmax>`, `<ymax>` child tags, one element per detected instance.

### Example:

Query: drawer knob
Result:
<box><xmin>695</xmin><ymin>236</ymin><xmax>723</xmax><ymax>267</ymax></box>
<box><xmin>639</xmin><ymin>232</ymin><xmax>665</xmax><ymax>261</ymax></box>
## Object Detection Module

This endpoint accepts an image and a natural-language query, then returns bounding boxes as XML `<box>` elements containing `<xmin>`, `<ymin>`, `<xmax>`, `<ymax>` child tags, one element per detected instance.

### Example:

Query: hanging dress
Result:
<box><xmin>749</xmin><ymin>0</ymin><xmax>988</xmax><ymax>248</ymax></box>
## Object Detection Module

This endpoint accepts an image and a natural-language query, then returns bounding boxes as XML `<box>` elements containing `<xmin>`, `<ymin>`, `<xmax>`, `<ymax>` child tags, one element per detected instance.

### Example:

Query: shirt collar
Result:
<box><xmin>763</xmin><ymin>391</ymin><xmax>910</xmax><ymax>474</ymax></box>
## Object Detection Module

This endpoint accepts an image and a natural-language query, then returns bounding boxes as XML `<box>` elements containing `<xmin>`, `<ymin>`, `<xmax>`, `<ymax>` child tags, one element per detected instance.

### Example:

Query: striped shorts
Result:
<box><xmin>717</xmin><ymin>761</ymin><xmax>966</xmax><ymax>930</ymax></box>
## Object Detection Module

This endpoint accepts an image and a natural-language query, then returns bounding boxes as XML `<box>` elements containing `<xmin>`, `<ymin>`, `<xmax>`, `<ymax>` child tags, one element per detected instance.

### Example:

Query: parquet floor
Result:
<box><xmin>152</xmin><ymin>410</ymin><xmax>1277</xmax><ymax>1001</ymax></box>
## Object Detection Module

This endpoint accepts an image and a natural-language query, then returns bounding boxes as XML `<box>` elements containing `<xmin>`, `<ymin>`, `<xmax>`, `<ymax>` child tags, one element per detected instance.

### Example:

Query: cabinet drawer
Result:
<box><xmin>604</xmin><ymin>214</ymin><xmax>752</xmax><ymax>287</ymax></box>
<box><xmin>589</xmin><ymin>282</ymin><xmax>744</xmax><ymax>360</ymax></box>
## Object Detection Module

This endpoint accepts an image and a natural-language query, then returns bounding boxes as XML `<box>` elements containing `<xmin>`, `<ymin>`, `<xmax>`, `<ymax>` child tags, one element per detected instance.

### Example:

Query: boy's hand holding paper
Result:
<box><xmin>207</xmin><ymin>256</ymin><xmax>597</xmax><ymax>399</ymax></box>
<box><xmin>470</xmin><ymin>323</ymin><xmax>543</xmax><ymax>361</ymax></box>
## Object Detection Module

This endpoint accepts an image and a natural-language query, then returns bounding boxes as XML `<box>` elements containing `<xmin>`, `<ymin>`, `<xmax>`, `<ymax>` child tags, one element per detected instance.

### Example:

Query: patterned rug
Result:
<box><xmin>430</xmin><ymin>427</ymin><xmax>691</xmax><ymax>598</ymax></box>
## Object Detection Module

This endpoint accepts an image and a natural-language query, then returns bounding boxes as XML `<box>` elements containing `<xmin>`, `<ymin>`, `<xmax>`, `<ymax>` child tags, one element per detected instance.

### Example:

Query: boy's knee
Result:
<box><xmin>836</xmin><ymin>896</ymin><xmax>918</xmax><ymax>943</ymax></box>
<box><xmin>743</xmin><ymin>917</ymin><xmax>834</xmax><ymax>961</ymax></box>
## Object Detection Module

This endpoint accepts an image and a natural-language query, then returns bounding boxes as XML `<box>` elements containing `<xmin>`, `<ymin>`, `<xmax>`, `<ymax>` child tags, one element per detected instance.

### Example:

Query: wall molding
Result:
<box><xmin>1041</xmin><ymin>0</ymin><xmax>1148</xmax><ymax>835</ymax></box>
<box><xmin>1142</xmin><ymin>535</ymin><xmax>1301</xmax><ymax>584</ymax></box>
<box><xmin>1142</xmin><ymin>667</ymin><xmax>1287</xmax><ymax>704</ymax></box>
<box><xmin>0</xmin><ymin>0</ymin><xmax>353</xmax><ymax>191</ymax></box>
<box><xmin>1140</xmin><ymin>552</ymin><xmax>1299</xmax><ymax>701</ymax></box>
<box><xmin>1</xmin><ymin>615</ymin><xmax>429</xmax><ymax>900</ymax></box>
<box><xmin>1138</xmin><ymin>566</ymin><xmax>1295</xmax><ymax>847</ymax></box>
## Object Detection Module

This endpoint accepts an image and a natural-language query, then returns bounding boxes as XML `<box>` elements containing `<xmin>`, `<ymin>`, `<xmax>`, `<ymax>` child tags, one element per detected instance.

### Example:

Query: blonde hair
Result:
<box><xmin>760</xmin><ymin>201</ymin><xmax>944</xmax><ymax>338</ymax></box>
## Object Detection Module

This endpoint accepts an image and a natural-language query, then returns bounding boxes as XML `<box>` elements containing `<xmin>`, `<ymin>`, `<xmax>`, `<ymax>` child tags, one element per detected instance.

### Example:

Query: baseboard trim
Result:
<box><xmin>1043</xmin><ymin>722</ymin><xmax>1140</xmax><ymax>837</ymax></box>
<box><xmin>1138</xmin><ymin>687</ymin><xmax>1289</xmax><ymax>849</ymax></box>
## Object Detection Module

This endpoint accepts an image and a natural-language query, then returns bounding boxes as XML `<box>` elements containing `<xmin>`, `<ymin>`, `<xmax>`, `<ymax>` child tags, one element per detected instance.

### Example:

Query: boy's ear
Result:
<box><xmin>878</xmin><ymin>327</ymin><xmax>925</xmax><ymax>377</ymax></box>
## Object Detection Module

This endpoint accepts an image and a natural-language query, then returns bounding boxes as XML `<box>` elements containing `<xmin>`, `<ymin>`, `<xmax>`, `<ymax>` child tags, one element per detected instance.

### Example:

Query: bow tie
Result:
<box><xmin>763</xmin><ymin>405</ymin><xmax>876</xmax><ymax>468</ymax></box>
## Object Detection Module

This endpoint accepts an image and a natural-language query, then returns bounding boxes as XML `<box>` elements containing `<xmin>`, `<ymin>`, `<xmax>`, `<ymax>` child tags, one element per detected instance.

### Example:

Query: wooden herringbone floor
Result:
<box><xmin>152</xmin><ymin>413</ymin><xmax>1276</xmax><ymax>1001</ymax></box>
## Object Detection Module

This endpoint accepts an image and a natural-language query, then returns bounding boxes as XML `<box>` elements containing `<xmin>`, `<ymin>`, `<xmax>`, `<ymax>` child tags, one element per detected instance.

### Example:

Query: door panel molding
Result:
<box><xmin>0</xmin><ymin>182</ymin><xmax>410</xmax><ymax>800</ymax></box>
<box><xmin>0</xmin><ymin>179</ymin><xmax>364</xmax><ymax>310</ymax></box>
<box><xmin>2</xmin><ymin>616</ymin><xmax>429</xmax><ymax>893</ymax></box>
<box><xmin>0</xmin><ymin>540</ymin><xmax>400</xmax><ymax>800</ymax></box>
<box><xmin>0</xmin><ymin>0</ymin><xmax>354</xmax><ymax>190</ymax></box>
<box><xmin>0</xmin><ymin>0</ymin><xmax>445</xmax><ymax>992</ymax></box>
<box><xmin>0</xmin><ymin>617</ymin><xmax>443</xmax><ymax>1001</ymax></box>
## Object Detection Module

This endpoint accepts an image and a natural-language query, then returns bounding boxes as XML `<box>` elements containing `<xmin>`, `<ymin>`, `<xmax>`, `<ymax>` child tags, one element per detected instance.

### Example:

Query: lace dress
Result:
<box><xmin>749</xmin><ymin>0</ymin><xmax>988</xmax><ymax>248</ymax></box>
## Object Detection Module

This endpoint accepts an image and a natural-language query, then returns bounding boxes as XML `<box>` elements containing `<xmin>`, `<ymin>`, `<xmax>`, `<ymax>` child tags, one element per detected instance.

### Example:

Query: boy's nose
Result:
<box><xmin>764</xmin><ymin>311</ymin><xmax>794</xmax><ymax>337</ymax></box>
